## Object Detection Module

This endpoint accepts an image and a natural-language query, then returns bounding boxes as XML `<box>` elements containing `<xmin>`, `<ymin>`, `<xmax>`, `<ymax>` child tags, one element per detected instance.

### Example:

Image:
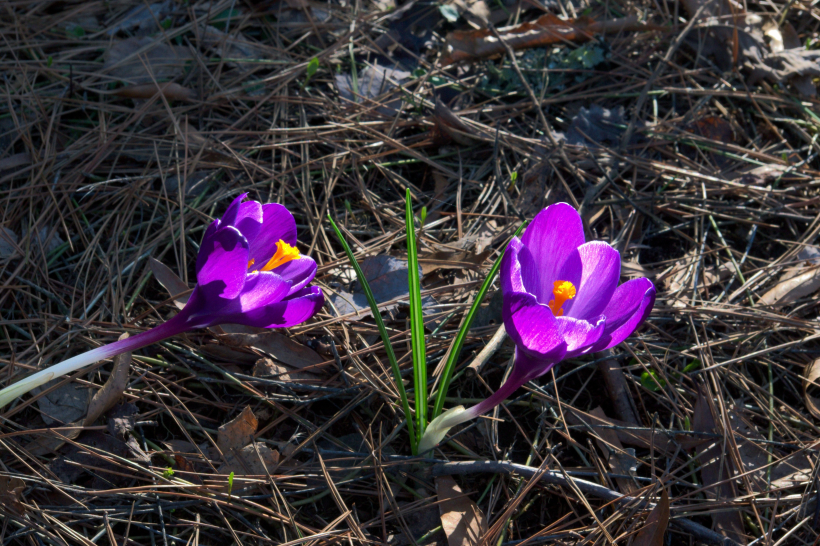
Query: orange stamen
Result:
<box><xmin>247</xmin><ymin>259</ymin><xmax>255</xmax><ymax>269</ymax></box>
<box><xmin>260</xmin><ymin>240</ymin><xmax>300</xmax><ymax>271</ymax></box>
<box><xmin>547</xmin><ymin>280</ymin><xmax>576</xmax><ymax>317</ymax></box>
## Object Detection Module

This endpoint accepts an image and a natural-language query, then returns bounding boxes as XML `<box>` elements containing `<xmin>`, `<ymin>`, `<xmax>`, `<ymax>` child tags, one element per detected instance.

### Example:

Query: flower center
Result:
<box><xmin>547</xmin><ymin>280</ymin><xmax>576</xmax><ymax>317</ymax></box>
<box><xmin>259</xmin><ymin>240</ymin><xmax>300</xmax><ymax>271</ymax></box>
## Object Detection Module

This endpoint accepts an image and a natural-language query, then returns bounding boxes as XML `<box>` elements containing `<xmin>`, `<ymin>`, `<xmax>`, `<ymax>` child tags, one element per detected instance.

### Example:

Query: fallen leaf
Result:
<box><xmin>689</xmin><ymin>116</ymin><xmax>734</xmax><ymax>144</ymax></box>
<box><xmin>253</xmin><ymin>357</ymin><xmax>317</xmax><ymax>381</ymax></box>
<box><xmin>566</xmin><ymin>105</ymin><xmax>642</xmax><ymax>147</ymax></box>
<box><xmin>419</xmin><ymin>250</ymin><xmax>490</xmax><ymax>275</ymax></box>
<box><xmin>106</xmin><ymin>0</ymin><xmax>175</xmax><ymax>36</ymax></box>
<box><xmin>803</xmin><ymin>358</ymin><xmax>820</xmax><ymax>421</ymax></box>
<box><xmin>433</xmin><ymin>99</ymin><xmax>486</xmax><ymax>145</ymax></box>
<box><xmin>0</xmin><ymin>226</ymin><xmax>18</xmax><ymax>259</ymax></box>
<box><xmin>23</xmin><ymin>225</ymin><xmax>64</xmax><ymax>256</ymax></box>
<box><xmin>104</xmin><ymin>36</ymin><xmax>191</xmax><ymax>84</ymax></box>
<box><xmin>441</xmin><ymin>14</ymin><xmax>652</xmax><ymax>65</ymax></box>
<box><xmin>692</xmin><ymin>388</ymin><xmax>746</xmax><ymax>544</ymax></box>
<box><xmin>33</xmin><ymin>380</ymin><xmax>90</xmax><ymax>426</ymax></box>
<box><xmin>108</xmin><ymin>402</ymin><xmax>150</xmax><ymax>463</ymax></box>
<box><xmin>336</xmin><ymin>61</ymin><xmax>410</xmax><ymax>116</ymax></box>
<box><xmin>632</xmin><ymin>488</ymin><xmax>669</xmax><ymax>546</ymax></box>
<box><xmin>330</xmin><ymin>255</ymin><xmax>437</xmax><ymax>319</ymax></box>
<box><xmin>149</xmin><ymin>257</ymin><xmax>190</xmax><ymax>309</ymax></box>
<box><xmin>218</xmin><ymin>406</ymin><xmax>258</xmax><ymax>455</ymax></box>
<box><xmin>759</xmin><ymin>265</ymin><xmax>820</xmax><ymax>306</ymax></box>
<box><xmin>114</xmin><ymin>82</ymin><xmax>194</xmax><ymax>101</ymax></box>
<box><xmin>0</xmin><ymin>476</ymin><xmax>26</xmax><ymax>515</ymax></box>
<box><xmin>436</xmin><ymin>475</ymin><xmax>487</xmax><ymax>546</ymax></box>
<box><xmin>221</xmin><ymin>332</ymin><xmax>325</xmax><ymax>370</ymax></box>
<box><xmin>85</xmin><ymin>333</ymin><xmax>132</xmax><ymax>421</ymax></box>
<box><xmin>0</xmin><ymin>152</ymin><xmax>31</xmax><ymax>171</ymax></box>
<box><xmin>164</xmin><ymin>171</ymin><xmax>211</xmax><ymax>197</ymax></box>
<box><xmin>50</xmin><ymin>431</ymin><xmax>134</xmax><ymax>487</ymax></box>
<box><xmin>218</xmin><ymin>442</ymin><xmax>280</xmax><ymax>478</ymax></box>
<box><xmin>199</xmin><ymin>25</ymin><xmax>265</xmax><ymax>70</ymax></box>
<box><xmin>374</xmin><ymin>1</ymin><xmax>443</xmax><ymax>53</ymax></box>
<box><xmin>589</xmin><ymin>407</ymin><xmax>639</xmax><ymax>494</ymax></box>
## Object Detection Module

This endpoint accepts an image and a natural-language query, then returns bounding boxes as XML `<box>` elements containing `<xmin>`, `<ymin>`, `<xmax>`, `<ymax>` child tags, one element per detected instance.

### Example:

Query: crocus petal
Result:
<box><xmin>195</xmin><ymin>225</ymin><xmax>249</xmax><ymax>299</ymax></box>
<box><xmin>557</xmin><ymin>315</ymin><xmax>606</xmax><ymax>357</ymax></box>
<box><xmin>503</xmin><ymin>292</ymin><xmax>566</xmax><ymax>360</ymax></box>
<box><xmin>235</xmin><ymin>271</ymin><xmax>291</xmax><ymax>311</ymax></box>
<box><xmin>501</xmin><ymin>237</ymin><xmax>541</xmax><ymax>297</ymax></box>
<box><xmin>220</xmin><ymin>286</ymin><xmax>324</xmax><ymax>328</ymax></box>
<box><xmin>559</xmin><ymin>241</ymin><xmax>621</xmax><ymax>320</ymax></box>
<box><xmin>248</xmin><ymin>203</ymin><xmax>298</xmax><ymax>266</ymax></box>
<box><xmin>274</xmin><ymin>257</ymin><xmax>318</xmax><ymax>297</ymax></box>
<box><xmin>588</xmin><ymin>278</ymin><xmax>655</xmax><ymax>352</ymax></box>
<box><xmin>520</xmin><ymin>203</ymin><xmax>586</xmax><ymax>304</ymax></box>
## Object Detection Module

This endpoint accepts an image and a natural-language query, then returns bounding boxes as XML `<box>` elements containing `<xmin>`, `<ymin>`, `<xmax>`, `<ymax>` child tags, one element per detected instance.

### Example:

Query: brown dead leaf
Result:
<box><xmin>0</xmin><ymin>152</ymin><xmax>31</xmax><ymax>172</ymax></box>
<box><xmin>221</xmin><ymin>332</ymin><xmax>325</xmax><ymax>371</ymax></box>
<box><xmin>419</xmin><ymin>250</ymin><xmax>490</xmax><ymax>275</ymax></box>
<box><xmin>759</xmin><ymin>265</ymin><xmax>820</xmax><ymax>307</ymax></box>
<box><xmin>114</xmin><ymin>82</ymin><xmax>194</xmax><ymax>101</ymax></box>
<box><xmin>149</xmin><ymin>257</ymin><xmax>190</xmax><ymax>309</ymax></box>
<box><xmin>433</xmin><ymin>99</ymin><xmax>485</xmax><ymax>145</ymax></box>
<box><xmin>253</xmin><ymin>357</ymin><xmax>317</xmax><ymax>381</ymax></box>
<box><xmin>199</xmin><ymin>25</ymin><xmax>266</xmax><ymax>70</ymax></box>
<box><xmin>441</xmin><ymin>14</ymin><xmax>653</xmax><ymax>65</ymax></box>
<box><xmin>219</xmin><ymin>443</ymin><xmax>280</xmax><ymax>476</ymax></box>
<box><xmin>217</xmin><ymin>406</ymin><xmax>258</xmax><ymax>455</ymax></box>
<box><xmin>633</xmin><ymin>488</ymin><xmax>669</xmax><ymax>546</ymax></box>
<box><xmin>692</xmin><ymin>388</ymin><xmax>746</xmax><ymax>544</ymax></box>
<box><xmin>803</xmin><ymin>358</ymin><xmax>820</xmax><ymax>421</ymax></box>
<box><xmin>436</xmin><ymin>475</ymin><xmax>487</xmax><ymax>546</ymax></box>
<box><xmin>85</xmin><ymin>333</ymin><xmax>131</xmax><ymax>422</ymax></box>
<box><xmin>104</xmin><ymin>36</ymin><xmax>191</xmax><ymax>84</ymax></box>
<box><xmin>0</xmin><ymin>476</ymin><xmax>26</xmax><ymax>515</ymax></box>
<box><xmin>564</xmin><ymin>407</ymin><xmax>675</xmax><ymax>456</ymax></box>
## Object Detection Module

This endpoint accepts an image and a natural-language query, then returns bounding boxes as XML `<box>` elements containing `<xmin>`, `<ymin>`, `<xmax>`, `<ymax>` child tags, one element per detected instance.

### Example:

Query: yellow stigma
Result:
<box><xmin>547</xmin><ymin>280</ymin><xmax>576</xmax><ymax>317</ymax></box>
<box><xmin>260</xmin><ymin>240</ymin><xmax>300</xmax><ymax>271</ymax></box>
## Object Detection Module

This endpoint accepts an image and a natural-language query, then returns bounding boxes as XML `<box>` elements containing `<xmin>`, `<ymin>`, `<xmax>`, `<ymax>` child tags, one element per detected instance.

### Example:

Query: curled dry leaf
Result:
<box><xmin>692</xmin><ymin>388</ymin><xmax>746</xmax><ymax>544</ymax></box>
<box><xmin>221</xmin><ymin>332</ymin><xmax>325</xmax><ymax>371</ymax></box>
<box><xmin>114</xmin><ymin>82</ymin><xmax>194</xmax><ymax>101</ymax></box>
<box><xmin>149</xmin><ymin>257</ymin><xmax>190</xmax><ymax>309</ymax></box>
<box><xmin>759</xmin><ymin>265</ymin><xmax>820</xmax><ymax>307</ymax></box>
<box><xmin>632</xmin><ymin>488</ymin><xmax>669</xmax><ymax>546</ymax></box>
<box><xmin>0</xmin><ymin>476</ymin><xmax>26</xmax><ymax>515</ymax></box>
<box><xmin>441</xmin><ymin>14</ymin><xmax>653</xmax><ymax>65</ymax></box>
<box><xmin>803</xmin><ymin>358</ymin><xmax>820</xmax><ymax>421</ymax></box>
<box><xmin>217</xmin><ymin>406</ymin><xmax>258</xmax><ymax>454</ymax></box>
<box><xmin>436</xmin><ymin>475</ymin><xmax>487</xmax><ymax>546</ymax></box>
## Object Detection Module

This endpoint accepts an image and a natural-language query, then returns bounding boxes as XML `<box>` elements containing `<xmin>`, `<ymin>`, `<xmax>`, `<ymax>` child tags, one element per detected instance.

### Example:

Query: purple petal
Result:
<box><xmin>559</xmin><ymin>241</ymin><xmax>621</xmax><ymax>320</ymax></box>
<box><xmin>520</xmin><ymin>203</ymin><xmax>586</xmax><ymax>304</ymax></box>
<box><xmin>502</xmin><ymin>292</ymin><xmax>566</xmax><ymax>360</ymax></box>
<box><xmin>501</xmin><ymin>237</ymin><xmax>540</xmax><ymax>297</ymax></box>
<box><xmin>558</xmin><ymin>315</ymin><xmax>605</xmax><ymax>358</ymax></box>
<box><xmin>234</xmin><ymin>271</ymin><xmax>290</xmax><ymax>311</ymax></box>
<box><xmin>589</xmin><ymin>278</ymin><xmax>655</xmax><ymax>352</ymax></box>
<box><xmin>195</xmin><ymin>225</ymin><xmax>249</xmax><ymax>299</ymax></box>
<box><xmin>219</xmin><ymin>286</ymin><xmax>324</xmax><ymax>328</ymax></box>
<box><xmin>248</xmin><ymin>204</ymin><xmax>298</xmax><ymax>267</ymax></box>
<box><xmin>274</xmin><ymin>257</ymin><xmax>318</xmax><ymax>297</ymax></box>
<box><xmin>220</xmin><ymin>194</ymin><xmax>264</xmax><ymax>244</ymax></box>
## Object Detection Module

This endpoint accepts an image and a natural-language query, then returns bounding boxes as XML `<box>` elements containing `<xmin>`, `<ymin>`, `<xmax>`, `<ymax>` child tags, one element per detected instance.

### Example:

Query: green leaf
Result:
<box><xmin>327</xmin><ymin>214</ymin><xmax>418</xmax><ymax>453</ymax></box>
<box><xmin>228</xmin><ymin>471</ymin><xmax>234</xmax><ymax>495</ymax></box>
<box><xmin>65</xmin><ymin>24</ymin><xmax>85</xmax><ymax>39</ymax></box>
<box><xmin>420</xmin><ymin>206</ymin><xmax>427</xmax><ymax>226</ymax></box>
<box><xmin>439</xmin><ymin>4</ymin><xmax>459</xmax><ymax>22</ymax></box>
<box><xmin>305</xmin><ymin>57</ymin><xmax>319</xmax><ymax>86</ymax></box>
<box><xmin>162</xmin><ymin>467</ymin><xmax>174</xmax><ymax>479</ymax></box>
<box><xmin>681</xmin><ymin>358</ymin><xmax>701</xmax><ymax>374</ymax></box>
<box><xmin>406</xmin><ymin>190</ymin><xmax>427</xmax><ymax>438</ymax></box>
<box><xmin>431</xmin><ymin>222</ymin><xmax>527</xmax><ymax>419</ymax></box>
<box><xmin>640</xmin><ymin>370</ymin><xmax>666</xmax><ymax>392</ymax></box>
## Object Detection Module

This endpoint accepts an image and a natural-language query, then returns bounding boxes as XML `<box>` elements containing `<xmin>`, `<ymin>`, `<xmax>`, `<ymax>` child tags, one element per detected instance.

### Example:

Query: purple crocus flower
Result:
<box><xmin>0</xmin><ymin>195</ymin><xmax>324</xmax><ymax>408</ymax></box>
<box><xmin>420</xmin><ymin>203</ymin><xmax>655</xmax><ymax>452</ymax></box>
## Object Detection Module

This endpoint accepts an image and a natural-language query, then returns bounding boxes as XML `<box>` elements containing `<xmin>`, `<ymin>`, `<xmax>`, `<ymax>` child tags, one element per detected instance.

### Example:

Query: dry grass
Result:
<box><xmin>2</xmin><ymin>0</ymin><xmax>820</xmax><ymax>544</ymax></box>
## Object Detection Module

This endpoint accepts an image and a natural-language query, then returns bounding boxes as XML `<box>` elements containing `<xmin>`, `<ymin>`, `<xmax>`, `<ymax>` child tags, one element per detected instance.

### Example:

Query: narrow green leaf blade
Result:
<box><xmin>431</xmin><ymin>223</ymin><xmax>527</xmax><ymax>419</ymax></box>
<box><xmin>327</xmin><ymin>214</ymin><xmax>418</xmax><ymax>453</ymax></box>
<box><xmin>405</xmin><ymin>189</ymin><xmax>427</xmax><ymax>438</ymax></box>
